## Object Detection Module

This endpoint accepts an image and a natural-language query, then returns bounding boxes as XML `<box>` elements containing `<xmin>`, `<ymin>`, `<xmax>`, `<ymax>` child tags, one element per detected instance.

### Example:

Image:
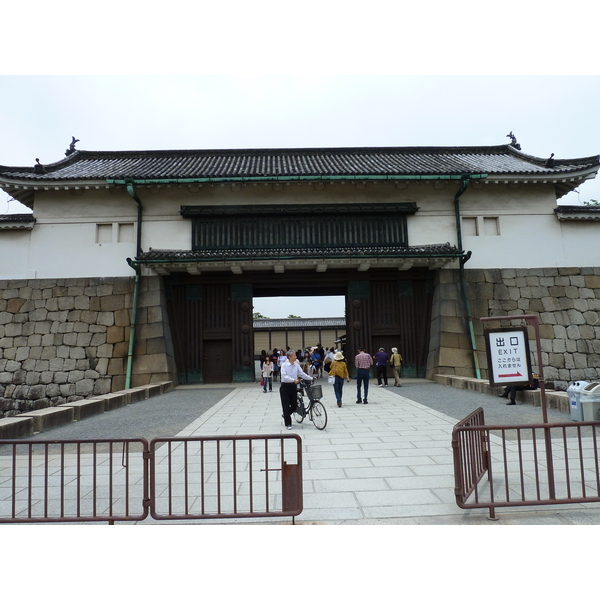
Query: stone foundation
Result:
<box><xmin>0</xmin><ymin>276</ymin><xmax>177</xmax><ymax>418</ymax></box>
<box><xmin>429</xmin><ymin>267</ymin><xmax>600</xmax><ymax>390</ymax></box>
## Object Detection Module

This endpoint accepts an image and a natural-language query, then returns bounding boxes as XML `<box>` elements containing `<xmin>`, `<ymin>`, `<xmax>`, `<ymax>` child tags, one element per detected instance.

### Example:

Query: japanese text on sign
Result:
<box><xmin>485</xmin><ymin>327</ymin><xmax>532</xmax><ymax>385</ymax></box>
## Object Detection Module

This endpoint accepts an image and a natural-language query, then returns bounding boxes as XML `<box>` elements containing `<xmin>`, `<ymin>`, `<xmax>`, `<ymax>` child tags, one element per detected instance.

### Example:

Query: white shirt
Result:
<box><xmin>280</xmin><ymin>359</ymin><xmax>313</xmax><ymax>383</ymax></box>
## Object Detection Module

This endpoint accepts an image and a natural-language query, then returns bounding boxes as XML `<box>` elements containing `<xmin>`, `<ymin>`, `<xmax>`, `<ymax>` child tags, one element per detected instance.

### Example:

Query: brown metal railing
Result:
<box><xmin>149</xmin><ymin>434</ymin><xmax>303</xmax><ymax>521</ymax></box>
<box><xmin>452</xmin><ymin>408</ymin><xmax>600</xmax><ymax>519</ymax></box>
<box><xmin>0</xmin><ymin>434</ymin><xmax>302</xmax><ymax>524</ymax></box>
<box><xmin>0</xmin><ymin>438</ymin><xmax>149</xmax><ymax>524</ymax></box>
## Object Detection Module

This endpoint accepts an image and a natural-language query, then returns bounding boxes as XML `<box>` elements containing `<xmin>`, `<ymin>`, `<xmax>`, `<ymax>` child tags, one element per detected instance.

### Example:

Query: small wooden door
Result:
<box><xmin>202</xmin><ymin>340</ymin><xmax>233</xmax><ymax>383</ymax></box>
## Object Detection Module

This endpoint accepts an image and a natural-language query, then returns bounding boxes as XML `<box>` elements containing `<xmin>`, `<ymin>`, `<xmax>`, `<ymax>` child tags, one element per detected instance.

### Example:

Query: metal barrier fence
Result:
<box><xmin>149</xmin><ymin>435</ymin><xmax>303</xmax><ymax>521</ymax></box>
<box><xmin>452</xmin><ymin>408</ymin><xmax>600</xmax><ymax>519</ymax></box>
<box><xmin>0</xmin><ymin>434</ymin><xmax>302</xmax><ymax>524</ymax></box>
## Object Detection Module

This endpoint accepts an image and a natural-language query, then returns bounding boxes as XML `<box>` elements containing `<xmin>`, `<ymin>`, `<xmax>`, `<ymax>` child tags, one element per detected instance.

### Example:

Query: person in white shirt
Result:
<box><xmin>280</xmin><ymin>349</ymin><xmax>314</xmax><ymax>429</ymax></box>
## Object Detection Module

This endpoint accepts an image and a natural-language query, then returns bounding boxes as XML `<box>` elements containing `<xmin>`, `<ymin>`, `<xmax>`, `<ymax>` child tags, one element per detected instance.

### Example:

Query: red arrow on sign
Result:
<box><xmin>499</xmin><ymin>372</ymin><xmax>522</xmax><ymax>378</ymax></box>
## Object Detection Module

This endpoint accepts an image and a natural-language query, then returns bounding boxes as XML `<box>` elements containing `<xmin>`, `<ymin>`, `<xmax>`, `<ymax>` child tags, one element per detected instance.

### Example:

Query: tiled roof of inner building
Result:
<box><xmin>1</xmin><ymin>145</ymin><xmax>599</xmax><ymax>181</ymax></box>
<box><xmin>254</xmin><ymin>317</ymin><xmax>346</xmax><ymax>329</ymax></box>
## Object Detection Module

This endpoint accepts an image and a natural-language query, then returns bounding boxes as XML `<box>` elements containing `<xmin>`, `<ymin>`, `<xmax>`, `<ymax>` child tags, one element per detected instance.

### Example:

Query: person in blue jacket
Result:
<box><xmin>373</xmin><ymin>347</ymin><xmax>389</xmax><ymax>387</ymax></box>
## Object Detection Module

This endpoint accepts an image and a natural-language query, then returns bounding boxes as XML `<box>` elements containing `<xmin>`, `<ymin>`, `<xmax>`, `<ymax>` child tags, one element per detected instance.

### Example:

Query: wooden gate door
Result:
<box><xmin>347</xmin><ymin>273</ymin><xmax>433</xmax><ymax>378</ymax></box>
<box><xmin>202</xmin><ymin>340</ymin><xmax>233</xmax><ymax>384</ymax></box>
<box><xmin>370</xmin><ymin>278</ymin><xmax>433</xmax><ymax>378</ymax></box>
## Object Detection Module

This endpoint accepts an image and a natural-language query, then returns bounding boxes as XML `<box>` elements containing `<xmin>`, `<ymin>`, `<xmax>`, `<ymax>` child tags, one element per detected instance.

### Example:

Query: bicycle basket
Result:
<box><xmin>306</xmin><ymin>384</ymin><xmax>323</xmax><ymax>400</ymax></box>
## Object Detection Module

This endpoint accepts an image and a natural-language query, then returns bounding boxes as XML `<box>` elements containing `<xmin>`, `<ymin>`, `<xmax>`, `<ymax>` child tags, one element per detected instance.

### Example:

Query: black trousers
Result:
<box><xmin>376</xmin><ymin>365</ymin><xmax>388</xmax><ymax>385</ymax></box>
<box><xmin>503</xmin><ymin>385</ymin><xmax>527</xmax><ymax>401</ymax></box>
<box><xmin>280</xmin><ymin>382</ymin><xmax>297</xmax><ymax>427</ymax></box>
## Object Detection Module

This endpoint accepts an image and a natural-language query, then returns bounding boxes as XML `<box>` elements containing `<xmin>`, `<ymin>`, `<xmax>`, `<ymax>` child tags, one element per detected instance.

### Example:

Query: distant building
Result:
<box><xmin>253</xmin><ymin>317</ymin><xmax>345</xmax><ymax>355</ymax></box>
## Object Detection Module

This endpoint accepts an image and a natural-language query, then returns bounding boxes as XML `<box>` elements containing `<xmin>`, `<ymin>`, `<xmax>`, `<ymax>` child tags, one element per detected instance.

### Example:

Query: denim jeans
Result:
<box><xmin>356</xmin><ymin>369</ymin><xmax>369</xmax><ymax>400</ymax></box>
<box><xmin>263</xmin><ymin>376</ymin><xmax>272</xmax><ymax>392</ymax></box>
<box><xmin>333</xmin><ymin>376</ymin><xmax>344</xmax><ymax>404</ymax></box>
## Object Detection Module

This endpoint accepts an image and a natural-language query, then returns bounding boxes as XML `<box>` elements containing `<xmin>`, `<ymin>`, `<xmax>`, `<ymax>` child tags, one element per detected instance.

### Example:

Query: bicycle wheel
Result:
<box><xmin>294</xmin><ymin>395</ymin><xmax>306</xmax><ymax>423</ymax></box>
<box><xmin>310</xmin><ymin>400</ymin><xmax>327</xmax><ymax>430</ymax></box>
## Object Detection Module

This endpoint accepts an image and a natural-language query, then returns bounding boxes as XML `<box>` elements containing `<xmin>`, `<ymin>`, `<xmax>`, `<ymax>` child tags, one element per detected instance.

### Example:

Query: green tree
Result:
<box><xmin>253</xmin><ymin>312</ymin><xmax>269</xmax><ymax>319</ymax></box>
<box><xmin>584</xmin><ymin>199</ymin><xmax>600</xmax><ymax>206</ymax></box>
<box><xmin>287</xmin><ymin>314</ymin><xmax>302</xmax><ymax>318</ymax></box>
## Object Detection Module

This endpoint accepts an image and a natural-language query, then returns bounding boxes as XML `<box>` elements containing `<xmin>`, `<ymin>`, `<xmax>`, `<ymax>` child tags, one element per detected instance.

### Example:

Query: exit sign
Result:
<box><xmin>484</xmin><ymin>327</ymin><xmax>533</xmax><ymax>386</ymax></box>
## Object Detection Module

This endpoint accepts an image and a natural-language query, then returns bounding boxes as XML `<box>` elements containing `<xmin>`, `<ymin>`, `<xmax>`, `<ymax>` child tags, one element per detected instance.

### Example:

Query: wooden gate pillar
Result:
<box><xmin>185</xmin><ymin>284</ymin><xmax>203</xmax><ymax>383</ymax></box>
<box><xmin>346</xmin><ymin>280</ymin><xmax>372</xmax><ymax>377</ymax></box>
<box><xmin>231</xmin><ymin>283</ymin><xmax>254</xmax><ymax>382</ymax></box>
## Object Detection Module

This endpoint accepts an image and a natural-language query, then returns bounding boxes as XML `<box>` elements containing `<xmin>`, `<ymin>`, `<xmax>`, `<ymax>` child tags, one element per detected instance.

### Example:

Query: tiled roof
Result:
<box><xmin>555</xmin><ymin>205</ymin><xmax>600</xmax><ymax>221</ymax></box>
<box><xmin>131</xmin><ymin>243</ymin><xmax>462</xmax><ymax>274</ymax></box>
<box><xmin>0</xmin><ymin>213</ymin><xmax>36</xmax><ymax>230</ymax></box>
<box><xmin>254</xmin><ymin>317</ymin><xmax>345</xmax><ymax>329</ymax></box>
<box><xmin>0</xmin><ymin>213</ymin><xmax>35</xmax><ymax>222</ymax></box>
<box><xmin>1</xmin><ymin>145</ymin><xmax>598</xmax><ymax>181</ymax></box>
<box><xmin>137</xmin><ymin>243</ymin><xmax>460</xmax><ymax>262</ymax></box>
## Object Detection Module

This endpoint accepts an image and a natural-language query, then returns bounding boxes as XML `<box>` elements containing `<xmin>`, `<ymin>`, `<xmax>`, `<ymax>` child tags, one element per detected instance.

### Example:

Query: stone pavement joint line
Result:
<box><xmin>171</xmin><ymin>383</ymin><xmax>600</xmax><ymax>525</ymax></box>
<box><xmin>4</xmin><ymin>383</ymin><xmax>600</xmax><ymax>525</ymax></box>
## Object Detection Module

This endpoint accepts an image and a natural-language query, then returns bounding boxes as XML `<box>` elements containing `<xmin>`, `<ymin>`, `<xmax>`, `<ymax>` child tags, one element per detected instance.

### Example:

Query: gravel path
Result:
<box><xmin>25</xmin><ymin>387</ymin><xmax>234</xmax><ymax>441</ymax></box>
<box><xmin>387</xmin><ymin>380</ymin><xmax>572</xmax><ymax>426</ymax></box>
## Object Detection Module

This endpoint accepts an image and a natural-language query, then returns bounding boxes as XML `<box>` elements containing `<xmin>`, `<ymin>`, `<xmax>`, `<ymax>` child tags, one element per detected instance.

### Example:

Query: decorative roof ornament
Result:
<box><xmin>65</xmin><ymin>136</ymin><xmax>80</xmax><ymax>156</ymax></box>
<box><xmin>507</xmin><ymin>131</ymin><xmax>521</xmax><ymax>150</ymax></box>
<box><xmin>33</xmin><ymin>158</ymin><xmax>46</xmax><ymax>174</ymax></box>
<box><xmin>545</xmin><ymin>153</ymin><xmax>555</xmax><ymax>168</ymax></box>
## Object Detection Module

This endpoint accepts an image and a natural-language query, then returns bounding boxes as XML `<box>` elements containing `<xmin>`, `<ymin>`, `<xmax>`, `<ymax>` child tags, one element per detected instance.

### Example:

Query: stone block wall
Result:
<box><xmin>0</xmin><ymin>276</ymin><xmax>177</xmax><ymax>418</ymax></box>
<box><xmin>429</xmin><ymin>267</ymin><xmax>600</xmax><ymax>390</ymax></box>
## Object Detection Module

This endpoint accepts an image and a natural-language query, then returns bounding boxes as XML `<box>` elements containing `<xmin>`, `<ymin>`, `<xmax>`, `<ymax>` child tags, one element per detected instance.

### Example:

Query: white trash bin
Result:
<box><xmin>580</xmin><ymin>382</ymin><xmax>600</xmax><ymax>421</ymax></box>
<box><xmin>567</xmin><ymin>380</ymin><xmax>589</xmax><ymax>421</ymax></box>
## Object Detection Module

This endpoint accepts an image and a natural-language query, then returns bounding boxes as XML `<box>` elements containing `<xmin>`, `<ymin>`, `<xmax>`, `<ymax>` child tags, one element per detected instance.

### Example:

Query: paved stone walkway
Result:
<box><xmin>153</xmin><ymin>381</ymin><xmax>600</xmax><ymax>525</ymax></box>
<box><xmin>4</xmin><ymin>379</ymin><xmax>600</xmax><ymax>526</ymax></box>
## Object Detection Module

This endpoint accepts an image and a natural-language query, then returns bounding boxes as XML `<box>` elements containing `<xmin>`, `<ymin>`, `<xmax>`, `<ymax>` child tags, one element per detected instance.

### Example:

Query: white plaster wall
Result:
<box><xmin>2</xmin><ymin>180</ymin><xmax>597</xmax><ymax>279</ymax></box>
<box><xmin>557</xmin><ymin>221</ymin><xmax>600</xmax><ymax>267</ymax></box>
<box><xmin>0</xmin><ymin>230</ymin><xmax>32</xmax><ymax>279</ymax></box>
<box><xmin>3</xmin><ymin>188</ymin><xmax>193</xmax><ymax>278</ymax></box>
<box><xmin>460</xmin><ymin>214</ymin><xmax>565</xmax><ymax>269</ymax></box>
<box><xmin>456</xmin><ymin>183</ymin><xmax>600</xmax><ymax>269</ymax></box>
<box><xmin>29</xmin><ymin>222</ymin><xmax>137</xmax><ymax>277</ymax></box>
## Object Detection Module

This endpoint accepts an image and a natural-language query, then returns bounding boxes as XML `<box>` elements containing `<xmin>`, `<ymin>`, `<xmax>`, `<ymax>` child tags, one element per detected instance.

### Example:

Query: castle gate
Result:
<box><xmin>163</xmin><ymin>268</ymin><xmax>435</xmax><ymax>384</ymax></box>
<box><xmin>142</xmin><ymin>201</ymin><xmax>457</xmax><ymax>385</ymax></box>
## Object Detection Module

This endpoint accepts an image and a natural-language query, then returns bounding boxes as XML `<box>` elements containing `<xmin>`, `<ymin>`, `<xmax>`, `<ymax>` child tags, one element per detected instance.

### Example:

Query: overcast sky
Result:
<box><xmin>2</xmin><ymin>0</ymin><xmax>596</xmax><ymax>575</ymax></box>
<box><xmin>1</xmin><ymin>6</ymin><xmax>598</xmax><ymax>320</ymax></box>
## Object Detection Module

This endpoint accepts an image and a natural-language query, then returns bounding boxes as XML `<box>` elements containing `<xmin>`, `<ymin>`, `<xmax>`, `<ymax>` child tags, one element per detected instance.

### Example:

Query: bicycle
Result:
<box><xmin>294</xmin><ymin>380</ymin><xmax>328</xmax><ymax>430</ymax></box>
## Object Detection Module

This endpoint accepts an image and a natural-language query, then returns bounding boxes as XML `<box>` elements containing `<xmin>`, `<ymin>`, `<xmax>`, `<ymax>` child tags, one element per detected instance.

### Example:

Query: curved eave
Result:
<box><xmin>0</xmin><ymin>222</ymin><xmax>35</xmax><ymax>230</ymax></box>
<box><xmin>555</xmin><ymin>206</ymin><xmax>600</xmax><ymax>221</ymax></box>
<box><xmin>128</xmin><ymin>245</ymin><xmax>463</xmax><ymax>275</ymax></box>
<box><xmin>483</xmin><ymin>165</ymin><xmax>600</xmax><ymax>199</ymax></box>
<box><xmin>0</xmin><ymin>177</ymin><xmax>113</xmax><ymax>208</ymax></box>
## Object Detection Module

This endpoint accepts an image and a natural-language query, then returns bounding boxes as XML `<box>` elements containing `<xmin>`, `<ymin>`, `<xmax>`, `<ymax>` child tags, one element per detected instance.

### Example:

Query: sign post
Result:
<box><xmin>481</xmin><ymin>314</ymin><xmax>555</xmax><ymax>499</ymax></box>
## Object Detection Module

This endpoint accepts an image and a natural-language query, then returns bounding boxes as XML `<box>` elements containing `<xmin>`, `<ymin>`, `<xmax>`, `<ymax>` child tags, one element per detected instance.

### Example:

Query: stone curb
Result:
<box><xmin>0</xmin><ymin>380</ymin><xmax>174</xmax><ymax>439</ymax></box>
<box><xmin>434</xmin><ymin>374</ymin><xmax>570</xmax><ymax>413</ymax></box>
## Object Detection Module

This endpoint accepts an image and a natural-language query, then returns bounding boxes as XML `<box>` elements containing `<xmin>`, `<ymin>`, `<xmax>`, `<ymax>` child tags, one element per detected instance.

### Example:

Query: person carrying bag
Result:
<box><xmin>330</xmin><ymin>352</ymin><xmax>350</xmax><ymax>408</ymax></box>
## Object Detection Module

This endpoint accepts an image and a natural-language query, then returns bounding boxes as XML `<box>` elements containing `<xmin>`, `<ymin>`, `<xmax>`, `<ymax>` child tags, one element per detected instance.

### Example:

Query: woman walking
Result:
<box><xmin>262</xmin><ymin>355</ymin><xmax>274</xmax><ymax>393</ymax></box>
<box><xmin>329</xmin><ymin>351</ymin><xmax>351</xmax><ymax>408</ymax></box>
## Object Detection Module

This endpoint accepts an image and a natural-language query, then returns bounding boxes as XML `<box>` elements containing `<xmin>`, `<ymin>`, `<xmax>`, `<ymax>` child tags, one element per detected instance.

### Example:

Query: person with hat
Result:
<box><xmin>373</xmin><ymin>347</ymin><xmax>389</xmax><ymax>387</ymax></box>
<box><xmin>390</xmin><ymin>347</ymin><xmax>403</xmax><ymax>387</ymax></box>
<box><xmin>329</xmin><ymin>351</ymin><xmax>351</xmax><ymax>408</ymax></box>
